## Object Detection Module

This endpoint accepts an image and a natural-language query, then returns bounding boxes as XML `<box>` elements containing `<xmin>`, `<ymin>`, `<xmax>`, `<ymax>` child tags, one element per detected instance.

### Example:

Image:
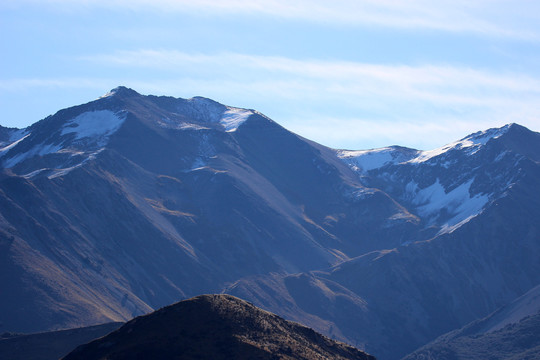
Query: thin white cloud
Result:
<box><xmin>6</xmin><ymin>0</ymin><xmax>540</xmax><ymax>40</ymax></box>
<box><xmin>4</xmin><ymin>50</ymin><xmax>540</xmax><ymax>149</ymax></box>
<box><xmin>80</xmin><ymin>50</ymin><xmax>540</xmax><ymax>105</ymax></box>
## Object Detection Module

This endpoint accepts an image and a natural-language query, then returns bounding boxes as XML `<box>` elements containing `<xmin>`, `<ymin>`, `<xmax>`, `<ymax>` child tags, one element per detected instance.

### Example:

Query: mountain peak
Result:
<box><xmin>100</xmin><ymin>86</ymin><xmax>140</xmax><ymax>99</ymax></box>
<box><xmin>460</xmin><ymin>123</ymin><xmax>513</xmax><ymax>146</ymax></box>
<box><xmin>63</xmin><ymin>294</ymin><xmax>374</xmax><ymax>360</ymax></box>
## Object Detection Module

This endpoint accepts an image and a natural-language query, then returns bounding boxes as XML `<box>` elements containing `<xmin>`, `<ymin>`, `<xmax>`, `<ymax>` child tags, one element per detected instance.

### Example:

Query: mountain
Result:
<box><xmin>338</xmin><ymin>123</ymin><xmax>540</xmax><ymax>237</ymax></box>
<box><xmin>403</xmin><ymin>284</ymin><xmax>540</xmax><ymax>360</ymax></box>
<box><xmin>0</xmin><ymin>86</ymin><xmax>416</xmax><ymax>333</ymax></box>
<box><xmin>1</xmin><ymin>87</ymin><xmax>539</xmax><ymax>360</ymax></box>
<box><xmin>62</xmin><ymin>294</ymin><xmax>375</xmax><ymax>360</ymax></box>
<box><xmin>0</xmin><ymin>322</ymin><xmax>122</xmax><ymax>360</ymax></box>
<box><xmin>225</xmin><ymin>123</ymin><xmax>540</xmax><ymax>359</ymax></box>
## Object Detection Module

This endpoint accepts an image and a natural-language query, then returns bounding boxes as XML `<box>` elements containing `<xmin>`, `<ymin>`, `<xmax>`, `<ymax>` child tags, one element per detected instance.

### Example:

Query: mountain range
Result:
<box><xmin>1</xmin><ymin>87</ymin><xmax>539</xmax><ymax>359</ymax></box>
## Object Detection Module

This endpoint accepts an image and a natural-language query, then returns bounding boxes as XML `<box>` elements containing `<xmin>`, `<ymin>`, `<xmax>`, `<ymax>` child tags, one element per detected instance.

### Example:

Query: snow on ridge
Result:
<box><xmin>3</xmin><ymin>143</ymin><xmax>62</xmax><ymax>168</ymax></box>
<box><xmin>61</xmin><ymin>110</ymin><xmax>126</xmax><ymax>142</ymax></box>
<box><xmin>2</xmin><ymin>110</ymin><xmax>124</xmax><ymax>169</ymax></box>
<box><xmin>220</xmin><ymin>107</ymin><xmax>253</xmax><ymax>132</ymax></box>
<box><xmin>0</xmin><ymin>133</ymin><xmax>30</xmax><ymax>156</ymax></box>
<box><xmin>337</xmin><ymin>147</ymin><xmax>418</xmax><ymax>172</ymax></box>
<box><xmin>408</xmin><ymin>124</ymin><xmax>511</xmax><ymax>164</ymax></box>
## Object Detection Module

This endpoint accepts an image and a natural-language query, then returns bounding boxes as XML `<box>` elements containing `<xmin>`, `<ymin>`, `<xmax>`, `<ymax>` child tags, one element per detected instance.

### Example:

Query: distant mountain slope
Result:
<box><xmin>226</xmin><ymin>123</ymin><xmax>540</xmax><ymax>359</ymax></box>
<box><xmin>0</xmin><ymin>322</ymin><xmax>122</xmax><ymax>360</ymax></box>
<box><xmin>62</xmin><ymin>294</ymin><xmax>375</xmax><ymax>360</ymax></box>
<box><xmin>403</xmin><ymin>285</ymin><xmax>540</xmax><ymax>360</ymax></box>
<box><xmin>0</xmin><ymin>87</ymin><xmax>416</xmax><ymax>333</ymax></box>
<box><xmin>338</xmin><ymin>123</ymin><xmax>540</xmax><ymax>238</ymax></box>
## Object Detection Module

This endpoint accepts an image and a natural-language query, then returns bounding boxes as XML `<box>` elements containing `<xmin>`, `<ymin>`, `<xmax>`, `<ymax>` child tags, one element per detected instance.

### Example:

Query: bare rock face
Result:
<box><xmin>62</xmin><ymin>294</ymin><xmax>375</xmax><ymax>360</ymax></box>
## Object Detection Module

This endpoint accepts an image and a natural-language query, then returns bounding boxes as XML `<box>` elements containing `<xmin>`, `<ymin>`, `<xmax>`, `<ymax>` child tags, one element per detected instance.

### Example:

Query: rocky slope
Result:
<box><xmin>62</xmin><ymin>294</ymin><xmax>375</xmax><ymax>360</ymax></box>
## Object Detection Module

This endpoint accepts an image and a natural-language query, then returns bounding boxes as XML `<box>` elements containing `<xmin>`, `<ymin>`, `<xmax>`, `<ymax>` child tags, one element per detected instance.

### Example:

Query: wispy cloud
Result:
<box><xmin>4</xmin><ymin>49</ymin><xmax>540</xmax><ymax>149</ymax></box>
<box><xmin>80</xmin><ymin>49</ymin><xmax>540</xmax><ymax>105</ymax></box>
<box><xmin>76</xmin><ymin>50</ymin><xmax>540</xmax><ymax>148</ymax></box>
<box><xmin>6</xmin><ymin>0</ymin><xmax>540</xmax><ymax>40</ymax></box>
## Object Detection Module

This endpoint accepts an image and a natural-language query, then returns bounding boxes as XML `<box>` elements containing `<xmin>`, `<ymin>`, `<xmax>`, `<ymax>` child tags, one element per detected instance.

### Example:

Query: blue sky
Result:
<box><xmin>2</xmin><ymin>0</ymin><xmax>540</xmax><ymax>150</ymax></box>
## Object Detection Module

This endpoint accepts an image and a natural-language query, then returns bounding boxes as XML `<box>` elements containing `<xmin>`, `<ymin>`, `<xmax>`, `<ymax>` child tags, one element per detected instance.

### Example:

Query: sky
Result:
<box><xmin>2</xmin><ymin>0</ymin><xmax>540</xmax><ymax>150</ymax></box>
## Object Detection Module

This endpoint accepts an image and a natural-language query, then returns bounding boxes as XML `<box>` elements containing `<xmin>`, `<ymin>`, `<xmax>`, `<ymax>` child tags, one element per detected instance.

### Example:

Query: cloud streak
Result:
<box><xmin>3</xmin><ymin>48</ymin><xmax>531</xmax><ymax>149</ymax></box>
<box><xmin>6</xmin><ymin>0</ymin><xmax>540</xmax><ymax>40</ymax></box>
<box><xmin>80</xmin><ymin>49</ymin><xmax>540</xmax><ymax>106</ymax></box>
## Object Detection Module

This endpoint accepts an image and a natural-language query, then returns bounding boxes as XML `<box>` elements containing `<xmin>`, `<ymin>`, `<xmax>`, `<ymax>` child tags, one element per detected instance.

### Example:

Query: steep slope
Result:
<box><xmin>0</xmin><ymin>87</ymin><xmax>417</xmax><ymax>333</ymax></box>
<box><xmin>403</xmin><ymin>285</ymin><xmax>540</xmax><ymax>360</ymax></box>
<box><xmin>0</xmin><ymin>322</ymin><xmax>122</xmax><ymax>360</ymax></box>
<box><xmin>226</xmin><ymin>124</ymin><xmax>540</xmax><ymax>359</ymax></box>
<box><xmin>338</xmin><ymin>124</ymin><xmax>539</xmax><ymax>237</ymax></box>
<box><xmin>62</xmin><ymin>294</ymin><xmax>375</xmax><ymax>360</ymax></box>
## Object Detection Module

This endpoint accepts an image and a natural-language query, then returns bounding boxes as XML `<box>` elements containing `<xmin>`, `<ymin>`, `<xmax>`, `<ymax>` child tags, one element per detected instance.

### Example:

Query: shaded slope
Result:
<box><xmin>403</xmin><ymin>284</ymin><xmax>540</xmax><ymax>360</ymax></box>
<box><xmin>226</xmin><ymin>124</ymin><xmax>540</xmax><ymax>360</ymax></box>
<box><xmin>0</xmin><ymin>322</ymin><xmax>122</xmax><ymax>360</ymax></box>
<box><xmin>403</xmin><ymin>312</ymin><xmax>540</xmax><ymax>360</ymax></box>
<box><xmin>63</xmin><ymin>294</ymin><xmax>375</xmax><ymax>360</ymax></box>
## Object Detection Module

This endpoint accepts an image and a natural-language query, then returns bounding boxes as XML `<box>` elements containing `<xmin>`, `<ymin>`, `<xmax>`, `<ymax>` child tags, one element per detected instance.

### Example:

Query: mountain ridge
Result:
<box><xmin>62</xmin><ymin>294</ymin><xmax>376</xmax><ymax>360</ymax></box>
<box><xmin>1</xmin><ymin>87</ymin><xmax>539</xmax><ymax>360</ymax></box>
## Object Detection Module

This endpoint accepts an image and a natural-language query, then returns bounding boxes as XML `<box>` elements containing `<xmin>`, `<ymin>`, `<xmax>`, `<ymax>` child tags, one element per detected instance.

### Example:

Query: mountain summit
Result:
<box><xmin>1</xmin><ymin>88</ymin><xmax>539</xmax><ymax>360</ymax></box>
<box><xmin>0</xmin><ymin>87</ymin><xmax>415</xmax><ymax>333</ymax></box>
<box><xmin>63</xmin><ymin>294</ymin><xmax>375</xmax><ymax>360</ymax></box>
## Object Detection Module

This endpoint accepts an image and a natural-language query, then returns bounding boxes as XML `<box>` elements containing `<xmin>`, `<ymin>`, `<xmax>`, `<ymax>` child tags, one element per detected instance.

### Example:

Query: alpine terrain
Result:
<box><xmin>1</xmin><ymin>87</ymin><xmax>539</xmax><ymax>359</ymax></box>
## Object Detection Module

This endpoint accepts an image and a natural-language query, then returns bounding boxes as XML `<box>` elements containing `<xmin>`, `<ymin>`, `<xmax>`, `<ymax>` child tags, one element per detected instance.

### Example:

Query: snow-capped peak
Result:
<box><xmin>99</xmin><ymin>86</ymin><xmax>140</xmax><ymax>99</ymax></box>
<box><xmin>408</xmin><ymin>124</ymin><xmax>512</xmax><ymax>164</ymax></box>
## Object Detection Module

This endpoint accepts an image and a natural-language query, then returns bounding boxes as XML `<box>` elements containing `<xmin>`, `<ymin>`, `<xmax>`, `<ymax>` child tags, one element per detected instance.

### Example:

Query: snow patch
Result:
<box><xmin>189</xmin><ymin>158</ymin><xmax>207</xmax><ymax>171</ymax></box>
<box><xmin>9</xmin><ymin>129</ymin><xmax>28</xmax><ymax>142</ymax></box>
<box><xmin>338</xmin><ymin>148</ymin><xmax>395</xmax><ymax>172</ymax></box>
<box><xmin>20</xmin><ymin>148</ymin><xmax>105</xmax><ymax>179</ymax></box>
<box><xmin>220</xmin><ymin>107</ymin><xmax>252</xmax><ymax>132</ymax></box>
<box><xmin>0</xmin><ymin>133</ymin><xmax>30</xmax><ymax>156</ymax></box>
<box><xmin>337</xmin><ymin>147</ymin><xmax>419</xmax><ymax>173</ymax></box>
<box><xmin>3</xmin><ymin>142</ymin><xmax>62</xmax><ymax>168</ymax></box>
<box><xmin>411</xmin><ymin>178</ymin><xmax>489</xmax><ymax>228</ymax></box>
<box><xmin>61</xmin><ymin>110</ymin><xmax>125</xmax><ymax>143</ymax></box>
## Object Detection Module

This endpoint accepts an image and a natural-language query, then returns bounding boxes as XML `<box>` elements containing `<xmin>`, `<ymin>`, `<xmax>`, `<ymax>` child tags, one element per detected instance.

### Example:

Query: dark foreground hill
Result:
<box><xmin>62</xmin><ymin>294</ymin><xmax>375</xmax><ymax>360</ymax></box>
